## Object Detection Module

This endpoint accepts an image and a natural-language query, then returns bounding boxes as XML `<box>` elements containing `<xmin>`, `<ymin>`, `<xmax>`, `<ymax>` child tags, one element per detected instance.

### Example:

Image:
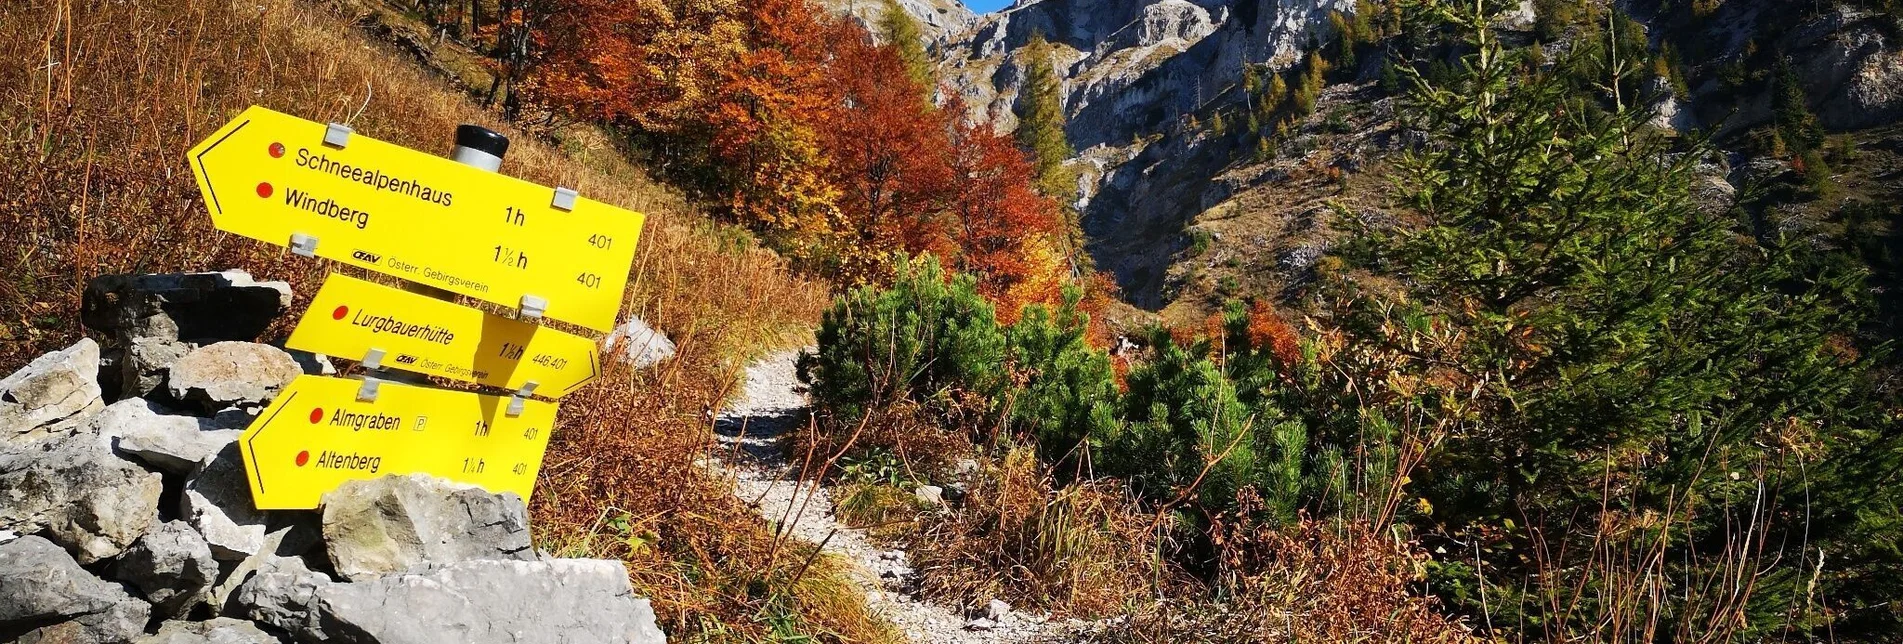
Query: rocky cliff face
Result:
<box><xmin>819</xmin><ymin>0</ymin><xmax>979</xmax><ymax>41</ymax></box>
<box><xmin>917</xmin><ymin>0</ymin><xmax>1903</xmax><ymax>315</ymax></box>
<box><xmin>924</xmin><ymin>0</ymin><xmax>1368</xmax><ymax>309</ymax></box>
<box><xmin>937</xmin><ymin>0</ymin><xmax>1352</xmax><ymax>148</ymax></box>
<box><xmin>1647</xmin><ymin>1</ymin><xmax>1903</xmax><ymax>135</ymax></box>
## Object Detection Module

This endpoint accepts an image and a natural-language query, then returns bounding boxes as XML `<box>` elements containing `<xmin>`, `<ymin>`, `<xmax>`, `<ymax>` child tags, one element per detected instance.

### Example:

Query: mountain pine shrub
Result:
<box><xmin>801</xmin><ymin>255</ymin><xmax>1009</xmax><ymax>429</ymax></box>
<box><xmin>800</xmin><ymin>255</ymin><xmax>1117</xmax><ymax>467</ymax></box>
<box><xmin>1001</xmin><ymin>290</ymin><xmax>1122</xmax><ymax>465</ymax></box>
<box><xmin>1335</xmin><ymin>2</ymin><xmax>1902</xmax><ymax>638</ymax></box>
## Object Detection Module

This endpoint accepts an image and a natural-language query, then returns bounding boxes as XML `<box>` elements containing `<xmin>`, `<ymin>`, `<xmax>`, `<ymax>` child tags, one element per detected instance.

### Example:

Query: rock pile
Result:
<box><xmin>1</xmin><ymin>272</ymin><xmax>667</xmax><ymax>643</ymax></box>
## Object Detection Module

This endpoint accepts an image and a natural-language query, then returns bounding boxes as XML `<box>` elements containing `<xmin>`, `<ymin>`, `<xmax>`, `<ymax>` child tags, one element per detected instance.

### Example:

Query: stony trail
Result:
<box><xmin>712</xmin><ymin>349</ymin><xmax>1080</xmax><ymax>644</ymax></box>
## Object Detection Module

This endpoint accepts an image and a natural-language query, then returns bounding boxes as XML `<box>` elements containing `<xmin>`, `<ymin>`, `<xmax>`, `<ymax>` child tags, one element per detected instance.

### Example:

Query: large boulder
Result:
<box><xmin>251</xmin><ymin>558</ymin><xmax>665</xmax><ymax>644</ymax></box>
<box><xmin>1</xmin><ymin>338</ymin><xmax>104</xmax><ymax>444</ymax></box>
<box><xmin>166</xmin><ymin>342</ymin><xmax>302</xmax><ymax>413</ymax></box>
<box><xmin>0</xmin><ymin>536</ymin><xmax>151</xmax><ymax>643</ymax></box>
<box><xmin>181</xmin><ymin>443</ymin><xmax>271</xmax><ymax>561</ymax></box>
<box><xmin>320</xmin><ymin>475</ymin><xmax>536</xmax><ymax>581</ymax></box>
<box><xmin>81</xmin><ymin>270</ymin><xmax>292</xmax><ymax>345</ymax></box>
<box><xmin>0</xmin><ymin>432</ymin><xmax>162</xmax><ymax>563</ymax></box>
<box><xmin>96</xmin><ymin>398</ymin><xmax>244</xmax><ymax>476</ymax></box>
<box><xmin>113</xmin><ymin>520</ymin><xmax>220</xmax><ymax>619</ymax></box>
<box><xmin>137</xmin><ymin>618</ymin><xmax>282</xmax><ymax>644</ymax></box>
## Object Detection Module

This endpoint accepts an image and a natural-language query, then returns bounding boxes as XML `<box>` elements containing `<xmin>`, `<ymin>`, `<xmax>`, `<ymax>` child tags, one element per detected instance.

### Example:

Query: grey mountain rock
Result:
<box><xmin>1782</xmin><ymin>7</ymin><xmax>1903</xmax><ymax>129</ymax></box>
<box><xmin>113</xmin><ymin>520</ymin><xmax>220</xmax><ymax>620</ymax></box>
<box><xmin>939</xmin><ymin>0</ymin><xmax>1353</xmax><ymax>147</ymax></box>
<box><xmin>603</xmin><ymin>317</ymin><xmax>677</xmax><ymax>369</ymax></box>
<box><xmin>119</xmin><ymin>337</ymin><xmax>195</xmax><ymax>402</ymax></box>
<box><xmin>96</xmin><ymin>398</ymin><xmax>243</xmax><ymax>476</ymax></box>
<box><xmin>237</xmin><ymin>555</ymin><xmax>666</xmax><ymax>644</ymax></box>
<box><xmin>137</xmin><ymin>618</ymin><xmax>284</xmax><ymax>644</ymax></box>
<box><xmin>320</xmin><ymin>475</ymin><xmax>536</xmax><ymax>581</ymax></box>
<box><xmin>1</xmin><ymin>337</ymin><xmax>104</xmax><ymax>444</ymax></box>
<box><xmin>0</xmin><ymin>536</ymin><xmax>151</xmax><ymax>644</ymax></box>
<box><xmin>985</xmin><ymin>598</ymin><xmax>1013</xmax><ymax>621</ymax></box>
<box><xmin>0</xmin><ymin>430</ymin><xmax>162</xmax><ymax>563</ymax></box>
<box><xmin>233</xmin><ymin>554</ymin><xmax>330</xmax><ymax>636</ymax></box>
<box><xmin>82</xmin><ymin>270</ymin><xmax>292</xmax><ymax>346</ymax></box>
<box><xmin>166</xmin><ymin>342</ymin><xmax>302</xmax><ymax>413</ymax></box>
<box><xmin>284</xmin><ymin>349</ymin><xmax>337</xmax><ymax>376</ymax></box>
<box><xmin>306</xmin><ymin>558</ymin><xmax>666</xmax><ymax>644</ymax></box>
<box><xmin>819</xmin><ymin>0</ymin><xmax>977</xmax><ymax>41</ymax></box>
<box><xmin>209</xmin><ymin>524</ymin><xmax>305</xmax><ymax>611</ymax></box>
<box><xmin>181</xmin><ymin>443</ymin><xmax>271</xmax><ymax>561</ymax></box>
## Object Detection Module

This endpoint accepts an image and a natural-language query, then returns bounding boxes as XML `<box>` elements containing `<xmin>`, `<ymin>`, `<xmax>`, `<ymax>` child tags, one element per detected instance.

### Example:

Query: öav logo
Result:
<box><xmin>351</xmin><ymin>250</ymin><xmax>382</xmax><ymax>263</ymax></box>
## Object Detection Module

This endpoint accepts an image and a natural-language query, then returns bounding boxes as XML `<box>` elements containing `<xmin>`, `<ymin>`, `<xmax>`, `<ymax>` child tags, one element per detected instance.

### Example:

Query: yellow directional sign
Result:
<box><xmin>239</xmin><ymin>375</ymin><xmax>558</xmax><ymax>510</ymax></box>
<box><xmin>288</xmin><ymin>274</ymin><xmax>600</xmax><ymax>397</ymax></box>
<box><xmin>187</xmin><ymin>105</ymin><xmax>643</xmax><ymax>332</ymax></box>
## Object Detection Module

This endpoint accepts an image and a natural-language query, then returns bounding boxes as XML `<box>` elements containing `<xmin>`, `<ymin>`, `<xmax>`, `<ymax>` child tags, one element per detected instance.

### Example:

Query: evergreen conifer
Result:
<box><xmin>878</xmin><ymin>0</ymin><xmax>934</xmax><ymax>91</ymax></box>
<box><xmin>1015</xmin><ymin>34</ymin><xmax>1077</xmax><ymax>200</ymax></box>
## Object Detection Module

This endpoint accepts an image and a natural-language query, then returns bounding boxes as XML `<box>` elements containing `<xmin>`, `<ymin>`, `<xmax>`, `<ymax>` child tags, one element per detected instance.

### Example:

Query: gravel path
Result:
<box><xmin>712</xmin><ymin>350</ymin><xmax>1081</xmax><ymax>643</ymax></box>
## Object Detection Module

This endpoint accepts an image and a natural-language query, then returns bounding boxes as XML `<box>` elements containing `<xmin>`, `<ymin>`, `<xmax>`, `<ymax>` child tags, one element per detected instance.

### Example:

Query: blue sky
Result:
<box><xmin>963</xmin><ymin>0</ymin><xmax>1013</xmax><ymax>13</ymax></box>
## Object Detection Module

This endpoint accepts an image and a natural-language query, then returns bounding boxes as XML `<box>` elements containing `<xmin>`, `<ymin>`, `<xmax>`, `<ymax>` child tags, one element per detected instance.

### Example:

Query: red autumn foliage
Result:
<box><xmin>1244</xmin><ymin>300</ymin><xmax>1303</xmax><ymax>368</ymax></box>
<box><xmin>522</xmin><ymin>0</ymin><xmax>1076</xmax><ymax>317</ymax></box>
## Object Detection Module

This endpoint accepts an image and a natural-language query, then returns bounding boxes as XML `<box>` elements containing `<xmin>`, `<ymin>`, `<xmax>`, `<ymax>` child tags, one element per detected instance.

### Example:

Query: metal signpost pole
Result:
<box><xmin>375</xmin><ymin>125</ymin><xmax>512</xmax><ymax>388</ymax></box>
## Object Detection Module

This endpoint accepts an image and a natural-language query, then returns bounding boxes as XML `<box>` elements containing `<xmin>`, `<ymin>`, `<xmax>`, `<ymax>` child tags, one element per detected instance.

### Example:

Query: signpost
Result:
<box><xmin>189</xmin><ymin>106</ymin><xmax>646</xmax><ymax>509</ymax></box>
<box><xmin>238</xmin><ymin>375</ymin><xmax>558</xmax><ymax>510</ymax></box>
<box><xmin>187</xmin><ymin>105</ymin><xmax>644</xmax><ymax>332</ymax></box>
<box><xmin>288</xmin><ymin>274</ymin><xmax>601</xmax><ymax>397</ymax></box>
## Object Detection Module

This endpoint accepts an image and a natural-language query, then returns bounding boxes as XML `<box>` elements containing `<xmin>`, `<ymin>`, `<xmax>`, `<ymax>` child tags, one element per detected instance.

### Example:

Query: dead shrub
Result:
<box><xmin>1096</xmin><ymin>516</ymin><xmax>1477</xmax><ymax>643</ymax></box>
<box><xmin>908</xmin><ymin>447</ymin><xmax>1173</xmax><ymax>617</ymax></box>
<box><xmin>794</xmin><ymin>399</ymin><xmax>978</xmax><ymax>485</ymax></box>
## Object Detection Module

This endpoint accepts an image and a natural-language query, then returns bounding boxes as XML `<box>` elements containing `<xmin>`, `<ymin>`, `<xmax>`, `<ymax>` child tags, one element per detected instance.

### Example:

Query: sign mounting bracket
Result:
<box><xmin>551</xmin><ymin>187</ymin><xmax>579</xmax><ymax>212</ymax></box>
<box><xmin>361</xmin><ymin>347</ymin><xmax>387</xmax><ymax>371</ymax></box>
<box><xmin>506</xmin><ymin>381</ymin><xmax>539</xmax><ymax>417</ymax></box>
<box><xmin>324</xmin><ymin>122</ymin><xmax>353</xmax><ymax>148</ymax></box>
<box><xmin>289</xmin><ymin>233</ymin><xmax>319</xmax><ymax>257</ymax></box>
<box><xmin>519</xmin><ymin>295</ymin><xmax>548</xmax><ymax>321</ymax></box>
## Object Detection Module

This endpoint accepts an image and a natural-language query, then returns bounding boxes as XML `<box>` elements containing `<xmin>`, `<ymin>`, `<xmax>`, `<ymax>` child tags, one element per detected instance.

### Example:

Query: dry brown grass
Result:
<box><xmin>0</xmin><ymin>0</ymin><xmax>899</xmax><ymax>640</ymax></box>
<box><xmin>1097</xmin><ymin>519</ymin><xmax>1480</xmax><ymax>644</ymax></box>
<box><xmin>908</xmin><ymin>447</ymin><xmax>1174</xmax><ymax>618</ymax></box>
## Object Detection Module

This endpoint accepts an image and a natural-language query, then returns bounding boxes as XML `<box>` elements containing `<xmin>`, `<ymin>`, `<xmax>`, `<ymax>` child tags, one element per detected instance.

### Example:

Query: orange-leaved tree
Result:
<box><xmin>523</xmin><ymin>0</ymin><xmax>1077</xmax><ymax>316</ymax></box>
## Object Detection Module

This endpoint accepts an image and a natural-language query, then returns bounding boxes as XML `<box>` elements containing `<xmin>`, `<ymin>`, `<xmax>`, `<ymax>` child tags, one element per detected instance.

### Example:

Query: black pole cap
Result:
<box><xmin>454</xmin><ymin>124</ymin><xmax>510</xmax><ymax>159</ymax></box>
